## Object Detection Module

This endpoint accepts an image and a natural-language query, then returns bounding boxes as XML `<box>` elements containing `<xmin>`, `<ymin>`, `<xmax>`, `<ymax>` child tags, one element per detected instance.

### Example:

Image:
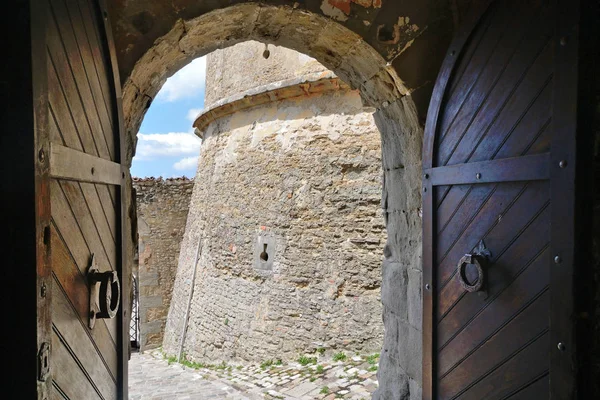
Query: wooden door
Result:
<box><xmin>422</xmin><ymin>0</ymin><xmax>583</xmax><ymax>398</ymax></box>
<box><xmin>46</xmin><ymin>0</ymin><xmax>128</xmax><ymax>398</ymax></box>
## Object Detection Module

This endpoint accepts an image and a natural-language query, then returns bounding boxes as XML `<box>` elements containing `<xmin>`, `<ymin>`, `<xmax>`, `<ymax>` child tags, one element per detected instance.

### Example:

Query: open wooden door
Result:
<box><xmin>422</xmin><ymin>0</ymin><xmax>590</xmax><ymax>398</ymax></box>
<box><xmin>45</xmin><ymin>0</ymin><xmax>128</xmax><ymax>398</ymax></box>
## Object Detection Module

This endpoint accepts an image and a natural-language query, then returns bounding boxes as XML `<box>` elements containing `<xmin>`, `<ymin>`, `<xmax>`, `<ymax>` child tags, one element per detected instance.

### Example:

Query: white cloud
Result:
<box><xmin>187</xmin><ymin>108</ymin><xmax>204</xmax><ymax>122</ymax></box>
<box><xmin>173</xmin><ymin>156</ymin><xmax>199</xmax><ymax>171</ymax></box>
<box><xmin>134</xmin><ymin>132</ymin><xmax>201</xmax><ymax>160</ymax></box>
<box><xmin>156</xmin><ymin>57</ymin><xmax>207</xmax><ymax>103</ymax></box>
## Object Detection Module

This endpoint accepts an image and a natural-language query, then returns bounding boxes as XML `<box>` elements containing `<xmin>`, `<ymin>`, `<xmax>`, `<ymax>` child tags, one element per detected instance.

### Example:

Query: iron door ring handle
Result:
<box><xmin>92</xmin><ymin>270</ymin><xmax>121</xmax><ymax>319</ymax></box>
<box><xmin>88</xmin><ymin>253</ymin><xmax>121</xmax><ymax>329</ymax></box>
<box><xmin>456</xmin><ymin>254</ymin><xmax>485</xmax><ymax>293</ymax></box>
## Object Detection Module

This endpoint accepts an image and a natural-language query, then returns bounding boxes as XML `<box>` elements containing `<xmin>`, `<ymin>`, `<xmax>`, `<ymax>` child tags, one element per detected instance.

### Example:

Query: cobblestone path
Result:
<box><xmin>129</xmin><ymin>351</ymin><xmax>379</xmax><ymax>399</ymax></box>
<box><xmin>129</xmin><ymin>352</ymin><xmax>253</xmax><ymax>400</ymax></box>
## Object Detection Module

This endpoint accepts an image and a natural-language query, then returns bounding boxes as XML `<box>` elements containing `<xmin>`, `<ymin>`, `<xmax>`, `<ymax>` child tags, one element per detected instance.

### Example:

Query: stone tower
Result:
<box><xmin>163</xmin><ymin>41</ymin><xmax>386</xmax><ymax>364</ymax></box>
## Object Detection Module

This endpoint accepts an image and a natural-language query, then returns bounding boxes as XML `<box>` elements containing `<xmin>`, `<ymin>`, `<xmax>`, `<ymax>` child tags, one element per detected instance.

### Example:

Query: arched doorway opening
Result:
<box><xmin>122</xmin><ymin>4</ymin><xmax>424</xmax><ymax>398</ymax></box>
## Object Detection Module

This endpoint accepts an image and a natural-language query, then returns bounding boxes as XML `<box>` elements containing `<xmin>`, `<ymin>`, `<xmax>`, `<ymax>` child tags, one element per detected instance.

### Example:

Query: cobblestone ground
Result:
<box><xmin>129</xmin><ymin>350</ymin><xmax>379</xmax><ymax>399</ymax></box>
<box><xmin>129</xmin><ymin>352</ymin><xmax>253</xmax><ymax>400</ymax></box>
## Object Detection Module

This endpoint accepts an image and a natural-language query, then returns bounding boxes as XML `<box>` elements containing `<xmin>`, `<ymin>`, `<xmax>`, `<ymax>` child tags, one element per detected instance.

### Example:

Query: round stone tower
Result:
<box><xmin>163</xmin><ymin>41</ymin><xmax>386</xmax><ymax>364</ymax></box>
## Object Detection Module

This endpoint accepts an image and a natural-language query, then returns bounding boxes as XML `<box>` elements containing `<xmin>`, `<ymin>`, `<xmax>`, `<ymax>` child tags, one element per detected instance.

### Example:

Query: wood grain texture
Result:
<box><xmin>439</xmin><ymin>291</ymin><xmax>549</xmax><ymax>399</ymax></box>
<box><xmin>50</xmin><ymin>143</ymin><xmax>122</xmax><ymax>185</ymax></box>
<box><xmin>51</xmin><ymin>329</ymin><xmax>103</xmax><ymax>400</ymax></box>
<box><xmin>52</xmin><ymin>277</ymin><xmax>118</xmax><ymax>399</ymax></box>
<box><xmin>45</xmin><ymin>0</ymin><xmax>122</xmax><ymax>397</ymax></box>
<box><xmin>51</xmin><ymin>181</ymin><xmax>119</xmax><ymax>343</ymax></box>
<box><xmin>436</xmin><ymin>0</ymin><xmax>544</xmax><ymax>167</ymax></box>
<box><xmin>453</xmin><ymin>332</ymin><xmax>549</xmax><ymax>400</ymax></box>
<box><xmin>437</xmin><ymin>181</ymin><xmax>550</xmax><ymax>321</ymax></box>
<box><xmin>48</xmin><ymin>0</ymin><xmax>115</xmax><ymax>160</ymax></box>
<box><xmin>91</xmin><ymin>0</ymin><xmax>130</xmax><ymax>397</ymax></box>
<box><xmin>51</xmin><ymin>222</ymin><xmax>118</xmax><ymax>375</ymax></box>
<box><xmin>422</xmin><ymin>1</ymin><xmax>560</xmax><ymax>398</ymax></box>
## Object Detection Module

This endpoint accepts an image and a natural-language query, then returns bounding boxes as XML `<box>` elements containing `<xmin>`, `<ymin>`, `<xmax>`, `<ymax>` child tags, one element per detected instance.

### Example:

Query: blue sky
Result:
<box><xmin>131</xmin><ymin>57</ymin><xmax>206</xmax><ymax>178</ymax></box>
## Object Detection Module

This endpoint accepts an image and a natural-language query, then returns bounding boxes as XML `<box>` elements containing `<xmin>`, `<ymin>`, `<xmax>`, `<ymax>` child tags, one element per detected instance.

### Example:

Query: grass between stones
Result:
<box><xmin>155</xmin><ymin>349</ymin><xmax>381</xmax><ymax>399</ymax></box>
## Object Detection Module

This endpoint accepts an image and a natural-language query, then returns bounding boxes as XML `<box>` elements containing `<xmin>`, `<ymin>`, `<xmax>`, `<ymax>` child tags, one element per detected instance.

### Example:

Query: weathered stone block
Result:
<box><xmin>381</xmin><ymin>260</ymin><xmax>408</xmax><ymax>321</ymax></box>
<box><xmin>407</xmin><ymin>268</ymin><xmax>422</xmax><ymax>330</ymax></box>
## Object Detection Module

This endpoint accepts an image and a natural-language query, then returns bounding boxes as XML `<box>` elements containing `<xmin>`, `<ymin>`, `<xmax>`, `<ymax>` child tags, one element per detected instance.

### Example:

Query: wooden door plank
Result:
<box><xmin>453</xmin><ymin>332</ymin><xmax>549</xmax><ymax>400</ymax></box>
<box><xmin>499</xmin><ymin>115</ymin><xmax>551</xmax><ymax>159</ymax></box>
<box><xmin>47</xmin><ymin>14</ymin><xmax>109</xmax><ymax>160</ymax></box>
<box><xmin>468</xmin><ymin>64</ymin><xmax>553</xmax><ymax>163</ymax></box>
<box><xmin>48</xmin><ymin>0</ymin><xmax>114</xmax><ymax>160</ymax></box>
<box><xmin>437</xmin><ymin>185</ymin><xmax>550</xmax><ymax>321</ymax></box>
<box><xmin>49</xmin><ymin>106</ymin><xmax>118</xmax><ymax>229</ymax></box>
<box><xmin>51</xmin><ymin>330</ymin><xmax>103</xmax><ymax>400</ymax></box>
<box><xmin>51</xmin><ymin>180</ymin><xmax>118</xmax><ymax>343</ymax></box>
<box><xmin>59</xmin><ymin>179</ymin><xmax>116</xmax><ymax>269</ymax></box>
<box><xmin>436</xmin><ymin>2</ymin><xmax>513</xmax><ymax>146</ymax></box>
<box><xmin>52</xmin><ymin>277</ymin><xmax>118</xmax><ymax>399</ymax></box>
<box><xmin>436</xmin><ymin>184</ymin><xmax>495</xmax><ymax>258</ymax></box>
<box><xmin>81</xmin><ymin>181</ymin><xmax>116</xmax><ymax>244</ymax></box>
<box><xmin>96</xmin><ymin>183</ymin><xmax>117</xmax><ymax>239</ymax></box>
<box><xmin>50</xmin><ymin>385</ymin><xmax>69</xmax><ymax>400</ymax></box>
<box><xmin>436</xmin><ymin>183</ymin><xmax>525</xmax><ymax>285</ymax></box>
<box><xmin>438</xmin><ymin>248</ymin><xmax>549</xmax><ymax>377</ymax></box>
<box><xmin>62</xmin><ymin>0</ymin><xmax>115</xmax><ymax>153</ymax></box>
<box><xmin>436</xmin><ymin>185</ymin><xmax>471</xmax><ymax>234</ymax></box>
<box><xmin>49</xmin><ymin>106</ymin><xmax>63</xmax><ymax>144</ymax></box>
<box><xmin>51</xmin><ymin>182</ymin><xmax>92</xmax><ymax>269</ymax></box>
<box><xmin>444</xmin><ymin>4</ymin><xmax>496</xmax><ymax>101</ymax></box>
<box><xmin>444</xmin><ymin>8</ymin><xmax>553</xmax><ymax>166</ymax></box>
<box><xmin>505</xmin><ymin>374</ymin><xmax>548</xmax><ymax>400</ymax></box>
<box><xmin>434</xmin><ymin>117</ymin><xmax>552</xmax><ymax>230</ymax></box>
<box><xmin>51</xmin><ymin>222</ymin><xmax>118</xmax><ymax>373</ymax></box>
<box><xmin>50</xmin><ymin>143</ymin><xmax>122</xmax><ymax>185</ymax></box>
<box><xmin>76</xmin><ymin>0</ymin><xmax>115</xmax><ymax>127</ymax></box>
<box><xmin>439</xmin><ymin>291</ymin><xmax>549</xmax><ymax>398</ymax></box>
<box><xmin>94</xmin><ymin>0</ymin><xmax>130</xmax><ymax>397</ymax></box>
<box><xmin>436</xmin><ymin>0</ymin><xmax>540</xmax><ymax>166</ymax></box>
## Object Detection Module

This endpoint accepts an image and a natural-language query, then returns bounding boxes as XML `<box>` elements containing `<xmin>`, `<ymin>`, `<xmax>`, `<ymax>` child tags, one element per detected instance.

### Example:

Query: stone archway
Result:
<box><xmin>121</xmin><ymin>4</ymin><xmax>424</xmax><ymax>398</ymax></box>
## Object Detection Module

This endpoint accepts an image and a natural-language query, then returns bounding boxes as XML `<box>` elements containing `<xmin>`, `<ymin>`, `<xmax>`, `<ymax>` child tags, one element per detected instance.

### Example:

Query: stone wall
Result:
<box><xmin>163</xmin><ymin>43</ymin><xmax>387</xmax><ymax>364</ymax></box>
<box><xmin>134</xmin><ymin>177</ymin><xmax>194</xmax><ymax>351</ymax></box>
<box><xmin>205</xmin><ymin>41</ymin><xmax>327</xmax><ymax>106</ymax></box>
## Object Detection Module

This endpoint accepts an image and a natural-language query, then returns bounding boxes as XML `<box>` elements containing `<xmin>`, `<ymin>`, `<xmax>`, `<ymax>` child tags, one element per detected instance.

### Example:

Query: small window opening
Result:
<box><xmin>260</xmin><ymin>244</ymin><xmax>269</xmax><ymax>262</ymax></box>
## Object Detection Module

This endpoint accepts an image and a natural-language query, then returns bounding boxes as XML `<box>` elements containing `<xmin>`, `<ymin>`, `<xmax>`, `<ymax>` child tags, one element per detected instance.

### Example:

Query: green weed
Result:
<box><xmin>298</xmin><ymin>355</ymin><xmax>317</xmax><ymax>366</ymax></box>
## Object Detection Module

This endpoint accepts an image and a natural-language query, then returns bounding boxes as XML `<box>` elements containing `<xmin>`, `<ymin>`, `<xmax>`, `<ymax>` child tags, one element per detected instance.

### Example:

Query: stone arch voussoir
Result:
<box><xmin>122</xmin><ymin>3</ymin><xmax>416</xmax><ymax>167</ymax></box>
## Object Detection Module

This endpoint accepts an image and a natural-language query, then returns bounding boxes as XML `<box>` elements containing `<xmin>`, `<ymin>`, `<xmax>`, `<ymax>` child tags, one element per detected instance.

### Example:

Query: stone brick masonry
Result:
<box><xmin>162</xmin><ymin>42</ymin><xmax>387</xmax><ymax>365</ymax></box>
<box><xmin>134</xmin><ymin>177</ymin><xmax>194</xmax><ymax>350</ymax></box>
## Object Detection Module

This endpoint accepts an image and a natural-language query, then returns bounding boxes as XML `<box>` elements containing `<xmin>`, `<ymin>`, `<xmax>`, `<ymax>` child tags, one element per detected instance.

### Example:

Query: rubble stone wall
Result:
<box><xmin>134</xmin><ymin>177</ymin><xmax>194</xmax><ymax>351</ymax></box>
<box><xmin>163</xmin><ymin>42</ymin><xmax>387</xmax><ymax>364</ymax></box>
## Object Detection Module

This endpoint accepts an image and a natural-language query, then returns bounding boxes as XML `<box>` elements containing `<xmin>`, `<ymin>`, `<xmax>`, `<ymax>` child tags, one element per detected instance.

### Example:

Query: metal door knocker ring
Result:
<box><xmin>456</xmin><ymin>240</ymin><xmax>491</xmax><ymax>293</ymax></box>
<box><xmin>88</xmin><ymin>254</ymin><xmax>121</xmax><ymax>329</ymax></box>
<box><xmin>457</xmin><ymin>254</ymin><xmax>485</xmax><ymax>292</ymax></box>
